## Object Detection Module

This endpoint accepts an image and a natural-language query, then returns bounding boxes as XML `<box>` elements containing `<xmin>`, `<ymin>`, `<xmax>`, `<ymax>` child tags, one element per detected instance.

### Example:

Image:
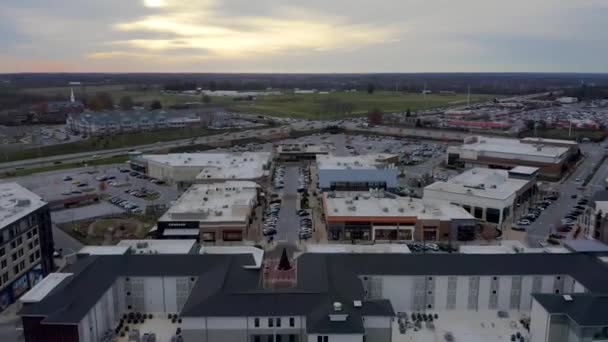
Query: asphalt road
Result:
<box><xmin>276</xmin><ymin>166</ymin><xmax>300</xmax><ymax>243</ymax></box>
<box><xmin>526</xmin><ymin>143</ymin><xmax>607</xmax><ymax>246</ymax></box>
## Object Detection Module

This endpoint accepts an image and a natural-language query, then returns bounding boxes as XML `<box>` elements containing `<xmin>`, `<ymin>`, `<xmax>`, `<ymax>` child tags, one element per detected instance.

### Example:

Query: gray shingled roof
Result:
<box><xmin>533</xmin><ymin>294</ymin><xmax>608</xmax><ymax>327</ymax></box>
<box><xmin>20</xmin><ymin>252</ymin><xmax>608</xmax><ymax>334</ymax></box>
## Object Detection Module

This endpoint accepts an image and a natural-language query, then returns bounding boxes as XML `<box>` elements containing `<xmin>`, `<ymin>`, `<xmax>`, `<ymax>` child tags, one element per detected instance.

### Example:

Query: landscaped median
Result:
<box><xmin>1</xmin><ymin>155</ymin><xmax>129</xmax><ymax>177</ymax></box>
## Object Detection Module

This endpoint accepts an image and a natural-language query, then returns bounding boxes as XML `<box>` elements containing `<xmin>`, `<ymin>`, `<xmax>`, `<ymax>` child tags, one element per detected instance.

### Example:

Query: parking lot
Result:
<box><xmin>2</xmin><ymin>164</ymin><xmax>180</xmax><ymax>222</ymax></box>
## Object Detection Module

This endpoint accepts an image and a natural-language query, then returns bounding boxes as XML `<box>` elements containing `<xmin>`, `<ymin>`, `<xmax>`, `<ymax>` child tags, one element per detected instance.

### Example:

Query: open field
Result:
<box><xmin>0</xmin><ymin>127</ymin><xmax>224</xmax><ymax>162</ymax></box>
<box><xmin>21</xmin><ymin>85</ymin><xmax>496</xmax><ymax>119</ymax></box>
<box><xmin>229</xmin><ymin>91</ymin><xmax>496</xmax><ymax>119</ymax></box>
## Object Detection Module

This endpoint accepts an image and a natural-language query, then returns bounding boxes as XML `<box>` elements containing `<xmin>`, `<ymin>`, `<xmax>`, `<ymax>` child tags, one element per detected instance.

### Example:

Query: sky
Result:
<box><xmin>1</xmin><ymin>0</ymin><xmax>607</xmax><ymax>73</ymax></box>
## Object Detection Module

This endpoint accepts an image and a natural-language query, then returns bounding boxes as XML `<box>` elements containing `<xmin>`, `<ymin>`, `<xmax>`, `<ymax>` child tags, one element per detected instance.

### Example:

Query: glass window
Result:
<box><xmin>323</xmin><ymin>337</ymin><xmax>328</xmax><ymax>342</ymax></box>
<box><xmin>0</xmin><ymin>248</ymin><xmax>4</xmax><ymax>257</ymax></box>
<box><xmin>268</xmin><ymin>318</ymin><xmax>273</xmax><ymax>327</ymax></box>
<box><xmin>254</xmin><ymin>318</ymin><xmax>259</xmax><ymax>327</ymax></box>
<box><xmin>289</xmin><ymin>317</ymin><xmax>295</xmax><ymax>327</ymax></box>
<box><xmin>474</xmin><ymin>207</ymin><xmax>483</xmax><ymax>219</ymax></box>
<box><xmin>462</xmin><ymin>205</ymin><xmax>471</xmax><ymax>213</ymax></box>
<box><xmin>486</xmin><ymin>208</ymin><xmax>501</xmax><ymax>224</ymax></box>
<box><xmin>276</xmin><ymin>318</ymin><xmax>281</xmax><ymax>327</ymax></box>
<box><xmin>317</xmin><ymin>337</ymin><xmax>322</xmax><ymax>342</ymax></box>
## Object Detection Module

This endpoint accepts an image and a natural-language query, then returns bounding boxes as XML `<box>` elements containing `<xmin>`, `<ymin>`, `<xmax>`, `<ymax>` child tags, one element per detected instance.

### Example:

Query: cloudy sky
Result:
<box><xmin>1</xmin><ymin>0</ymin><xmax>607</xmax><ymax>73</ymax></box>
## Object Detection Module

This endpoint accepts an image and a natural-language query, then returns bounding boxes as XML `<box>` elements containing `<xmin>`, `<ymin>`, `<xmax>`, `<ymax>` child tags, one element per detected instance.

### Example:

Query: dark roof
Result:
<box><xmin>21</xmin><ymin>251</ymin><xmax>608</xmax><ymax>334</ymax></box>
<box><xmin>533</xmin><ymin>294</ymin><xmax>608</xmax><ymax>326</ymax></box>
<box><xmin>563</xmin><ymin>239</ymin><xmax>608</xmax><ymax>253</ymax></box>
<box><xmin>593</xmin><ymin>190</ymin><xmax>608</xmax><ymax>203</ymax></box>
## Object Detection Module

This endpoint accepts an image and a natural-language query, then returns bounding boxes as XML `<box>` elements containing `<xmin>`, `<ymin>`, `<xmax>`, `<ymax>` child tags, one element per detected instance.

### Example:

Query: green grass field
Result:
<box><xmin>1</xmin><ymin>127</ymin><xmax>223</xmax><ymax>162</ymax></box>
<box><xmin>21</xmin><ymin>85</ymin><xmax>496</xmax><ymax>119</ymax></box>
<box><xmin>229</xmin><ymin>91</ymin><xmax>495</xmax><ymax>119</ymax></box>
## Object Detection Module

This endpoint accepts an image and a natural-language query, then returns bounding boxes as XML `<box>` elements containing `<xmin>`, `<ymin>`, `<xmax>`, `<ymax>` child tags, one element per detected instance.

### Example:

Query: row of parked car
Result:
<box><xmin>516</xmin><ymin>198</ymin><xmax>555</xmax><ymax>227</ymax></box>
<box><xmin>109</xmin><ymin>197</ymin><xmax>143</xmax><ymax>213</ymax></box>
<box><xmin>262</xmin><ymin>199</ymin><xmax>282</xmax><ymax>236</ymax></box>
<box><xmin>274</xmin><ymin>166</ymin><xmax>286</xmax><ymax>190</ymax></box>
<box><xmin>297</xmin><ymin>166</ymin><xmax>310</xmax><ymax>193</ymax></box>
<box><xmin>123</xmin><ymin>188</ymin><xmax>159</xmax><ymax>199</ymax></box>
<box><xmin>559</xmin><ymin>197</ymin><xmax>589</xmax><ymax>232</ymax></box>
<box><xmin>298</xmin><ymin>210</ymin><xmax>312</xmax><ymax>239</ymax></box>
<box><xmin>120</xmin><ymin>169</ymin><xmax>165</xmax><ymax>185</ymax></box>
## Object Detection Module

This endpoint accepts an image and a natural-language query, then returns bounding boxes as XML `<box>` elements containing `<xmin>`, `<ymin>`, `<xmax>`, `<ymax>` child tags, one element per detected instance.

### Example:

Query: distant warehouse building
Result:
<box><xmin>447</xmin><ymin>136</ymin><xmax>576</xmax><ymax>180</ymax></box>
<box><xmin>0</xmin><ymin>183</ymin><xmax>53</xmax><ymax>313</ymax></box>
<box><xmin>322</xmin><ymin>190</ymin><xmax>475</xmax><ymax>242</ymax></box>
<box><xmin>316</xmin><ymin>154</ymin><xmax>399</xmax><ymax>191</ymax></box>
<box><xmin>424</xmin><ymin>167</ymin><xmax>539</xmax><ymax>230</ymax></box>
<box><xmin>140</xmin><ymin>152</ymin><xmax>272</xmax><ymax>190</ymax></box>
<box><xmin>156</xmin><ymin>181</ymin><xmax>258</xmax><ymax>244</ymax></box>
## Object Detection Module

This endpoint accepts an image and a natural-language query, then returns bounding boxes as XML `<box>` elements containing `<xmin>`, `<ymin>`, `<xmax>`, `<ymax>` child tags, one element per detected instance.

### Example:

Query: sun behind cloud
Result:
<box><xmin>143</xmin><ymin>0</ymin><xmax>167</xmax><ymax>8</ymax></box>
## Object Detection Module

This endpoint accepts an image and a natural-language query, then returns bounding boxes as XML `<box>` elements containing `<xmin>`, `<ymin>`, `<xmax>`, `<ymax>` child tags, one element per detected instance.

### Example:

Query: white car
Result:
<box><xmin>517</xmin><ymin>220</ymin><xmax>531</xmax><ymax>225</ymax></box>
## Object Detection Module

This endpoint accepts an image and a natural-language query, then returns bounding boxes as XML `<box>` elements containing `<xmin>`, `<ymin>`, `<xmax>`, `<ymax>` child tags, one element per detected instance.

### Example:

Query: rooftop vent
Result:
<box><xmin>333</xmin><ymin>302</ymin><xmax>342</xmax><ymax>312</ymax></box>
<box><xmin>353</xmin><ymin>300</ymin><xmax>362</xmax><ymax>308</ymax></box>
<box><xmin>382</xmin><ymin>207</ymin><xmax>389</xmax><ymax>213</ymax></box>
<box><xmin>563</xmin><ymin>295</ymin><xmax>573</xmax><ymax>302</ymax></box>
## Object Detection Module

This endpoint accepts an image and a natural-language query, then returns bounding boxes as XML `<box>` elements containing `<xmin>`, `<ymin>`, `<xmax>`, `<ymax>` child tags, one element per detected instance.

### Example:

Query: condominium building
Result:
<box><xmin>0</xmin><ymin>183</ymin><xmax>53</xmax><ymax>312</ymax></box>
<box><xmin>19</xmin><ymin>249</ymin><xmax>608</xmax><ymax>342</ymax></box>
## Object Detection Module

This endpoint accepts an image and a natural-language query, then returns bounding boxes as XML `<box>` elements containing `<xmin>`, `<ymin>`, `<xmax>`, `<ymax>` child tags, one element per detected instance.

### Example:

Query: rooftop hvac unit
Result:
<box><xmin>382</xmin><ymin>207</ymin><xmax>389</xmax><ymax>213</ymax></box>
<box><xmin>398</xmin><ymin>208</ymin><xmax>405</xmax><ymax>213</ymax></box>
<box><xmin>16</xmin><ymin>199</ymin><xmax>31</xmax><ymax>207</ymax></box>
<box><xmin>214</xmin><ymin>210</ymin><xmax>223</xmax><ymax>216</ymax></box>
<box><xmin>348</xmin><ymin>206</ymin><xmax>356</xmax><ymax>211</ymax></box>
<box><xmin>333</xmin><ymin>302</ymin><xmax>343</xmax><ymax>311</ymax></box>
<box><xmin>353</xmin><ymin>300</ymin><xmax>362</xmax><ymax>308</ymax></box>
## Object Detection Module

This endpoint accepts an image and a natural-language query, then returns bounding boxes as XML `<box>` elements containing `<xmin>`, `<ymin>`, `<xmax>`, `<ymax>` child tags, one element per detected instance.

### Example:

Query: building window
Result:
<box><xmin>0</xmin><ymin>248</ymin><xmax>4</xmax><ymax>257</ymax></box>
<box><xmin>254</xmin><ymin>318</ymin><xmax>259</xmax><ymax>327</ymax></box>
<box><xmin>11</xmin><ymin>253</ymin><xmax>17</xmax><ymax>261</ymax></box>
<box><xmin>289</xmin><ymin>317</ymin><xmax>295</xmax><ymax>327</ymax></box>
<box><xmin>474</xmin><ymin>207</ymin><xmax>483</xmax><ymax>219</ymax></box>
<box><xmin>1</xmin><ymin>260</ymin><xmax>6</xmax><ymax>269</ymax></box>
<box><xmin>17</xmin><ymin>237</ymin><xmax>22</xmax><ymax>245</ymax></box>
<box><xmin>33</xmin><ymin>239</ymin><xmax>39</xmax><ymax>246</ymax></box>
<box><xmin>2</xmin><ymin>273</ymin><xmax>7</xmax><ymax>282</ymax></box>
<box><xmin>13</xmin><ymin>266</ymin><xmax>19</xmax><ymax>274</ymax></box>
<box><xmin>35</xmin><ymin>251</ymin><xmax>40</xmax><ymax>259</ymax></box>
<box><xmin>254</xmin><ymin>336</ymin><xmax>261</xmax><ymax>342</ymax></box>
<box><xmin>18</xmin><ymin>249</ymin><xmax>24</xmax><ymax>257</ymax></box>
<box><xmin>268</xmin><ymin>318</ymin><xmax>274</xmax><ymax>327</ymax></box>
<box><xmin>317</xmin><ymin>337</ymin><xmax>322</xmax><ymax>342</ymax></box>
<box><xmin>276</xmin><ymin>318</ymin><xmax>281</xmax><ymax>327</ymax></box>
<box><xmin>323</xmin><ymin>336</ymin><xmax>328</xmax><ymax>342</ymax></box>
<box><xmin>27</xmin><ymin>242</ymin><xmax>33</xmax><ymax>250</ymax></box>
<box><xmin>19</xmin><ymin>261</ymin><xmax>24</xmax><ymax>270</ymax></box>
<box><xmin>486</xmin><ymin>208</ymin><xmax>501</xmax><ymax>224</ymax></box>
<box><xmin>289</xmin><ymin>335</ymin><xmax>296</xmax><ymax>342</ymax></box>
<box><xmin>29</xmin><ymin>254</ymin><xmax>34</xmax><ymax>263</ymax></box>
<box><xmin>555</xmin><ymin>289</ymin><xmax>560</xmax><ymax>294</ymax></box>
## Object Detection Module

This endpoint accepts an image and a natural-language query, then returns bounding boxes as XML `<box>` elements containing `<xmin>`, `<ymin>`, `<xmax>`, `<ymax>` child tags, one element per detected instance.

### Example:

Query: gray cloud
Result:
<box><xmin>0</xmin><ymin>0</ymin><xmax>607</xmax><ymax>72</ymax></box>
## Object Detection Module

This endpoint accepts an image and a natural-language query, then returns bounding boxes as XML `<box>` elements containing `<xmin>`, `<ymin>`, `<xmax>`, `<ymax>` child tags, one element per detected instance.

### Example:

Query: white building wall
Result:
<box><xmin>530</xmin><ymin>299</ymin><xmax>550</xmax><ymax>342</ymax></box>
<box><xmin>307</xmin><ymin>334</ymin><xmax>364</xmax><ymax>342</ymax></box>
<box><xmin>434</xmin><ymin>276</ymin><xmax>448</xmax><ymax>310</ymax></box>
<box><xmin>143</xmin><ymin>277</ymin><xmax>165</xmax><ymax>312</ymax></box>
<box><xmin>573</xmin><ymin>281</ymin><xmax>586</xmax><ymax>293</ymax></box>
<box><xmin>163</xmin><ymin>277</ymin><xmax>178</xmax><ymax>313</ymax></box>
<box><xmin>78</xmin><ymin>285</ymin><xmax>119</xmax><ymax>342</ymax></box>
<box><xmin>380</xmin><ymin>276</ymin><xmax>414</xmax><ymax>312</ymax></box>
<box><xmin>363</xmin><ymin>316</ymin><xmax>392</xmax><ymax>329</ymax></box>
<box><xmin>520</xmin><ymin>276</ymin><xmax>535</xmax><ymax>311</ymax></box>
<box><xmin>318</xmin><ymin>169</ymin><xmax>399</xmax><ymax>189</ymax></box>
<box><xmin>206</xmin><ymin>317</ymin><xmax>248</xmax><ymax>329</ymax></box>
<box><xmin>478</xmin><ymin>276</ymin><xmax>491</xmax><ymax>310</ymax></box>
<box><xmin>497</xmin><ymin>276</ymin><xmax>511</xmax><ymax>310</ymax></box>
<box><xmin>182</xmin><ymin>317</ymin><xmax>207</xmax><ymax>330</ymax></box>
<box><xmin>455</xmin><ymin>276</ymin><xmax>470</xmax><ymax>310</ymax></box>
<box><xmin>541</xmin><ymin>276</ymin><xmax>555</xmax><ymax>294</ymax></box>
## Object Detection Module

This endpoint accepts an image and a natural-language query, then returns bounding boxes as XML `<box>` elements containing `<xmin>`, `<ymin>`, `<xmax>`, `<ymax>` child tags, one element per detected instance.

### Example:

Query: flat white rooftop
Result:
<box><xmin>20</xmin><ymin>273</ymin><xmax>73</xmax><ymax>303</ymax></box>
<box><xmin>160</xmin><ymin>181</ymin><xmax>258</xmax><ymax>223</ymax></box>
<box><xmin>324</xmin><ymin>191</ymin><xmax>473</xmax><ymax>221</ymax></box>
<box><xmin>78</xmin><ymin>246</ymin><xmax>130</xmax><ymax>255</ymax></box>
<box><xmin>0</xmin><ymin>183</ymin><xmax>47</xmax><ymax>229</ymax></box>
<box><xmin>118</xmin><ymin>239</ymin><xmax>197</xmax><ymax>254</ymax></box>
<box><xmin>509</xmin><ymin>166</ymin><xmax>540</xmax><ymax>175</ymax></box>
<box><xmin>393</xmin><ymin>310</ymin><xmax>529</xmax><ymax>342</ymax></box>
<box><xmin>277</xmin><ymin>144</ymin><xmax>330</xmax><ymax>154</ymax></box>
<box><xmin>316</xmin><ymin>153</ymin><xmax>397</xmax><ymax>170</ymax></box>
<box><xmin>306</xmin><ymin>244</ymin><xmax>411</xmax><ymax>254</ymax></box>
<box><xmin>457</xmin><ymin>136</ymin><xmax>569</xmax><ymax>159</ymax></box>
<box><xmin>425</xmin><ymin>168</ymin><xmax>529</xmax><ymax>200</ymax></box>
<box><xmin>520</xmin><ymin>137</ymin><xmax>578</xmax><ymax>146</ymax></box>
<box><xmin>143</xmin><ymin>152</ymin><xmax>272</xmax><ymax>180</ymax></box>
